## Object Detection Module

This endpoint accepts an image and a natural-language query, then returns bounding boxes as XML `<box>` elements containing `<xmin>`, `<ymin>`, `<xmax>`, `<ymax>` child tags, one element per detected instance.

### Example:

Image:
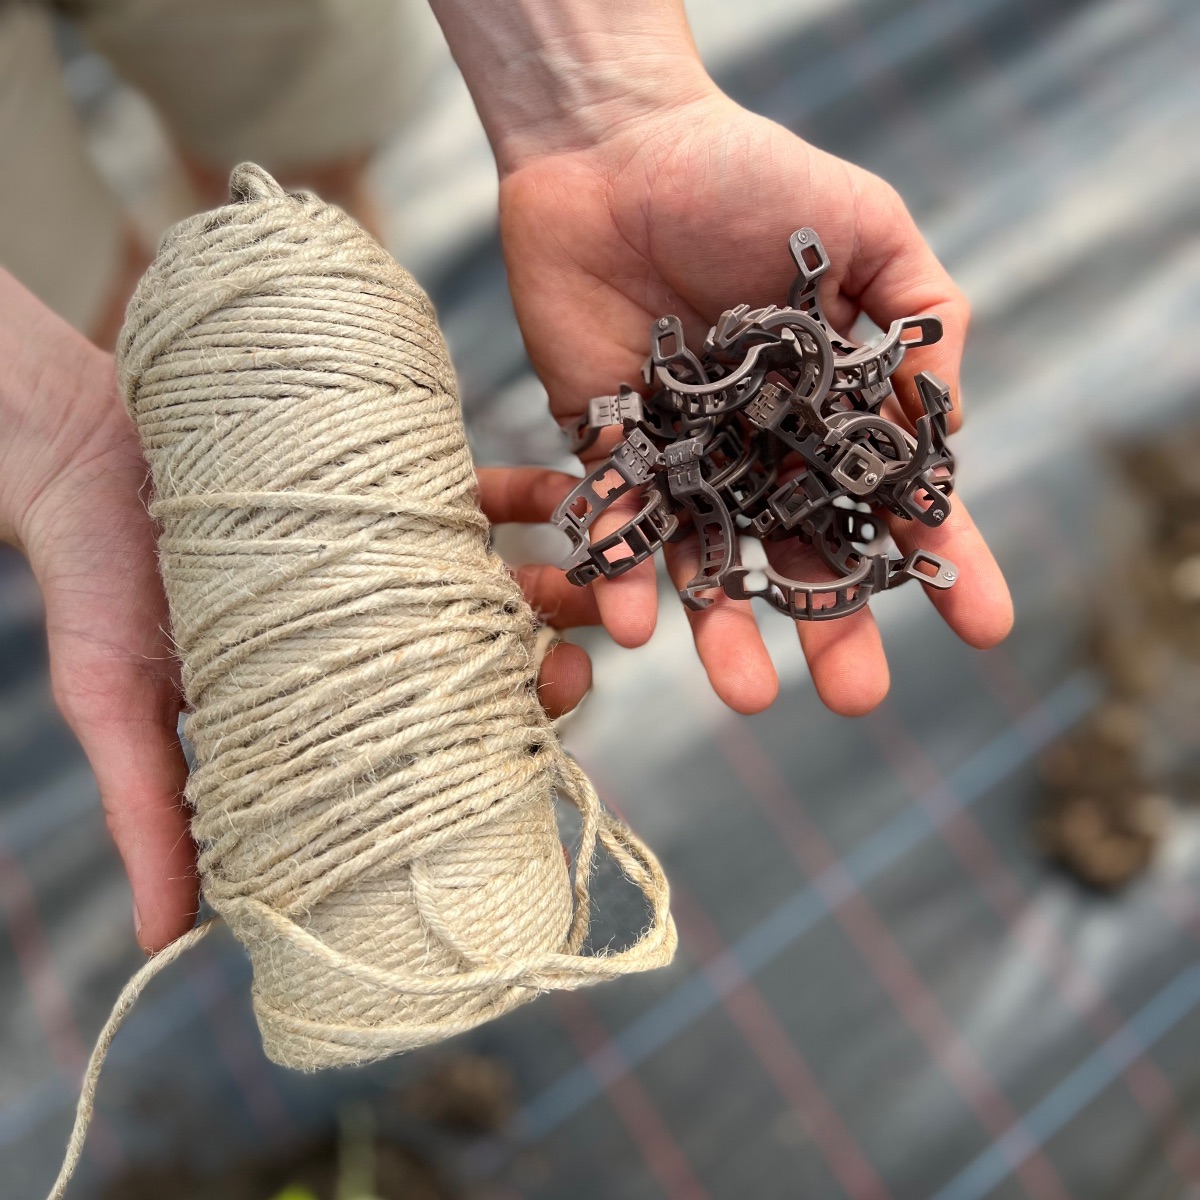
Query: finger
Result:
<box><xmin>485</xmin><ymin>459</ymin><xmax>660</xmax><ymax>647</ymax></box>
<box><xmin>848</xmin><ymin>182</ymin><xmax>970</xmax><ymax>433</ymax></box>
<box><xmin>68</xmin><ymin>669</ymin><xmax>195</xmax><ymax>955</ymax></box>
<box><xmin>766</xmin><ymin>538</ymin><xmax>890</xmax><ymax>716</ymax></box>
<box><xmin>594</xmin><ymin>558</ymin><xmax>658</xmax><ymax>648</ymax></box>
<box><xmin>476</xmin><ymin>465</ymin><xmax>650</xmax><ymax>640</ymax></box>
<box><xmin>885</xmin><ymin>498</ymin><xmax>1013</xmax><ymax>649</ymax></box>
<box><xmin>537</xmin><ymin>640</ymin><xmax>593</xmax><ymax>719</ymax></box>
<box><xmin>664</xmin><ymin>537</ymin><xmax>778</xmax><ymax>714</ymax></box>
<box><xmin>513</xmin><ymin>563</ymin><xmax>602</xmax><ymax>628</ymax></box>
<box><xmin>43</xmin><ymin>588</ymin><xmax>198</xmax><ymax>955</ymax></box>
<box><xmin>578</xmin><ymin>474</ymin><xmax>661</xmax><ymax>647</ymax></box>
<box><xmin>30</xmin><ymin>428</ymin><xmax>199</xmax><ymax>952</ymax></box>
<box><xmin>476</xmin><ymin>467</ymin><xmax>582</xmax><ymax>526</ymax></box>
<box><xmin>797</xmin><ymin>608</ymin><xmax>890</xmax><ymax>717</ymax></box>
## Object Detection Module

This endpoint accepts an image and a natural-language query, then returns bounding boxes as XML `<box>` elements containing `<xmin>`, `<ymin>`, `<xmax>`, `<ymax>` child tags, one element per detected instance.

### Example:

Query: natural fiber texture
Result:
<box><xmin>122</xmin><ymin>161</ymin><xmax>674</xmax><ymax>1060</ymax></box>
<box><xmin>48</xmin><ymin>162</ymin><xmax>675</xmax><ymax>1200</ymax></box>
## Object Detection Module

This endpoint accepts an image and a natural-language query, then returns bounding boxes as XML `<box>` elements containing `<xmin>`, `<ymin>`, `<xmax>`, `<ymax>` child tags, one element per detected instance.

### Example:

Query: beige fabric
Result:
<box><xmin>47</xmin><ymin>164</ymin><xmax>676</xmax><ymax>1200</ymax></box>
<box><xmin>0</xmin><ymin>3</ymin><xmax>123</xmax><ymax>331</ymax></box>
<box><xmin>68</xmin><ymin>0</ymin><xmax>421</xmax><ymax>170</ymax></box>
<box><xmin>0</xmin><ymin>0</ymin><xmax>418</xmax><ymax>332</ymax></box>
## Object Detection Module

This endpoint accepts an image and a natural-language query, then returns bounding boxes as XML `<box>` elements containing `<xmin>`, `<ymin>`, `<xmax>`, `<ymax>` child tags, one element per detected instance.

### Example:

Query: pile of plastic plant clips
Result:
<box><xmin>552</xmin><ymin>228</ymin><xmax>960</xmax><ymax>621</ymax></box>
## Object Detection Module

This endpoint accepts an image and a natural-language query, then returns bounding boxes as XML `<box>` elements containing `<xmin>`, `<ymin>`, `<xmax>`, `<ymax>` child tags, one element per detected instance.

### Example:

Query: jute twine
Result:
<box><xmin>48</xmin><ymin>163</ymin><xmax>675</xmax><ymax>1199</ymax></box>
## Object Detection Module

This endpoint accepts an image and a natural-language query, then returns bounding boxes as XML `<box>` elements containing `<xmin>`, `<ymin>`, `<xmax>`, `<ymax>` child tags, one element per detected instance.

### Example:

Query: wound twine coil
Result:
<box><xmin>48</xmin><ymin>163</ymin><xmax>675</xmax><ymax>1199</ymax></box>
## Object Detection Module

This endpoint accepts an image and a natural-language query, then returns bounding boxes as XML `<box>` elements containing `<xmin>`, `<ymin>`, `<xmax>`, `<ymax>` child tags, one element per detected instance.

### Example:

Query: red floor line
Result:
<box><xmin>670</xmin><ymin>884</ymin><xmax>894</xmax><ymax>1200</ymax></box>
<box><xmin>553</xmin><ymin>992</ymin><xmax>711</xmax><ymax>1200</ymax></box>
<box><xmin>981</xmin><ymin>645</ymin><xmax>1200</xmax><ymax>1173</ymax></box>
<box><xmin>588</xmin><ymin>770</ymin><xmax>889</xmax><ymax>1197</ymax></box>
<box><xmin>0</xmin><ymin>848</ymin><xmax>121</xmax><ymax>1173</ymax></box>
<box><xmin>592</xmin><ymin>762</ymin><xmax>892</xmax><ymax>1200</ymax></box>
<box><xmin>867</xmin><ymin>702</ymin><xmax>1200</xmax><ymax>1181</ymax></box>
<box><xmin>711</xmin><ymin>720</ymin><xmax>1072</xmax><ymax>1200</ymax></box>
<box><xmin>982</xmin><ymin>475</ymin><xmax>1200</xmax><ymax>1181</ymax></box>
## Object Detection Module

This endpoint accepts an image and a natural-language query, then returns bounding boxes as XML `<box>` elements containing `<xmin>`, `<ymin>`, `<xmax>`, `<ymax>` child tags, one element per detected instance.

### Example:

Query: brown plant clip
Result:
<box><xmin>550</xmin><ymin>228</ymin><xmax>960</xmax><ymax>620</ymax></box>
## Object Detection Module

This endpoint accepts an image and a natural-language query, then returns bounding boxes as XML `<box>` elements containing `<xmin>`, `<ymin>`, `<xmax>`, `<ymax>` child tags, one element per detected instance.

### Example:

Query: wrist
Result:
<box><xmin>429</xmin><ymin>0</ymin><xmax>717</xmax><ymax>176</ymax></box>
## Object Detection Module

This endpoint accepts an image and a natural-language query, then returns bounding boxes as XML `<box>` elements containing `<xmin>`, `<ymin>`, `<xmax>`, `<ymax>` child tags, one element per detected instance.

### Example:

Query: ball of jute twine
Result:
<box><xmin>48</xmin><ymin>163</ymin><xmax>675</xmax><ymax>1199</ymax></box>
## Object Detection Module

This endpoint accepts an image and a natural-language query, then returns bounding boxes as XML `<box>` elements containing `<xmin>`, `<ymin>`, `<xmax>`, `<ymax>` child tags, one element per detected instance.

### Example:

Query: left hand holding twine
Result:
<box><xmin>0</xmin><ymin>270</ymin><xmax>596</xmax><ymax>952</ymax></box>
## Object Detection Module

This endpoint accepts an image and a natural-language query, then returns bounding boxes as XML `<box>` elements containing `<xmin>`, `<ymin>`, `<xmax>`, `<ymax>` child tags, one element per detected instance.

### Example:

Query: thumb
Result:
<box><xmin>31</xmin><ymin>438</ymin><xmax>198</xmax><ymax>954</ymax></box>
<box><xmin>848</xmin><ymin>178</ymin><xmax>970</xmax><ymax>433</ymax></box>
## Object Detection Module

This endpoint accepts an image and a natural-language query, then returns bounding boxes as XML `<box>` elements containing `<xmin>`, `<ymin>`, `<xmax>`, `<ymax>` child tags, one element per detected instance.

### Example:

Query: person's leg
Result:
<box><xmin>0</xmin><ymin>2</ymin><xmax>143</xmax><ymax>345</ymax></box>
<box><xmin>70</xmin><ymin>0</ymin><xmax>425</xmax><ymax>240</ymax></box>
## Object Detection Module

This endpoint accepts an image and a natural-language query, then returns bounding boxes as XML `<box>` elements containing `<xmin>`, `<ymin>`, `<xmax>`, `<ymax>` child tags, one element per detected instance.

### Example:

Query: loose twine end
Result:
<box><xmin>47</xmin><ymin>921</ymin><xmax>215</xmax><ymax>1200</ymax></box>
<box><xmin>228</xmin><ymin>161</ymin><xmax>289</xmax><ymax>204</ymax></box>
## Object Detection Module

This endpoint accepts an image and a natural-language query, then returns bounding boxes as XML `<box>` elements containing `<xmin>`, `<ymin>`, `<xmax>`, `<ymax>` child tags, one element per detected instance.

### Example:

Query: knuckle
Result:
<box><xmin>870</xmin><ymin>176</ymin><xmax>912</xmax><ymax>228</ymax></box>
<box><xmin>879</xmin><ymin>179</ymin><xmax>907</xmax><ymax>212</ymax></box>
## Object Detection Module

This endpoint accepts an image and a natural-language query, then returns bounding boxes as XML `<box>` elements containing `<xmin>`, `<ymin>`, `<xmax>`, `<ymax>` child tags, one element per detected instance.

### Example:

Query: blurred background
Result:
<box><xmin>3</xmin><ymin>0</ymin><xmax>1200</xmax><ymax>1196</ymax></box>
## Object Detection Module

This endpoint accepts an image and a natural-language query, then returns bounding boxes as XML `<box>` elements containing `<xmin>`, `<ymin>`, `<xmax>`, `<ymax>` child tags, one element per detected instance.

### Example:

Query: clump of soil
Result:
<box><xmin>100</xmin><ymin>1052</ymin><xmax>514</xmax><ymax>1200</ymax></box>
<box><xmin>397</xmin><ymin>1053</ymin><xmax>515</xmax><ymax>1134</ymax></box>
<box><xmin>1038</xmin><ymin>426</ymin><xmax>1200</xmax><ymax>888</ymax></box>
<box><xmin>100</xmin><ymin>1138</ymin><xmax>451</xmax><ymax>1200</ymax></box>
<box><xmin>1037</xmin><ymin>703</ymin><xmax>1168</xmax><ymax>888</ymax></box>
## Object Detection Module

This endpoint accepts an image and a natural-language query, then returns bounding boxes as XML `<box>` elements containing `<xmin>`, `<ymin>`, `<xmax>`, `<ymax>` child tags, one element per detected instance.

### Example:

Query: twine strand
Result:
<box><xmin>47</xmin><ymin>922</ymin><xmax>215</xmax><ymax>1200</ymax></box>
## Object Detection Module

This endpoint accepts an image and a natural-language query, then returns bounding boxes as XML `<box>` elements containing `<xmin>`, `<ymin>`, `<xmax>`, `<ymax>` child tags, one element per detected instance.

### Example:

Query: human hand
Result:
<box><xmin>495</xmin><ymin>88</ymin><xmax>1013</xmax><ymax>717</ymax></box>
<box><xmin>0</xmin><ymin>273</ymin><xmax>596</xmax><ymax>952</ymax></box>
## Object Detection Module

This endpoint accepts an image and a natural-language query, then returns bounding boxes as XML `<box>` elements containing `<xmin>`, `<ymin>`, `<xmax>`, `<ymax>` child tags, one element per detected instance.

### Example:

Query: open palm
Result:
<box><xmin>500</xmin><ymin>91</ymin><xmax>1013</xmax><ymax>716</ymax></box>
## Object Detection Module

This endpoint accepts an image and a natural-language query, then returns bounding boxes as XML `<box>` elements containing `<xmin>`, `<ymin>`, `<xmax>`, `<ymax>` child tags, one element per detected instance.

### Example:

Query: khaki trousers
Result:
<box><xmin>0</xmin><ymin>0</ymin><xmax>417</xmax><ymax>330</ymax></box>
